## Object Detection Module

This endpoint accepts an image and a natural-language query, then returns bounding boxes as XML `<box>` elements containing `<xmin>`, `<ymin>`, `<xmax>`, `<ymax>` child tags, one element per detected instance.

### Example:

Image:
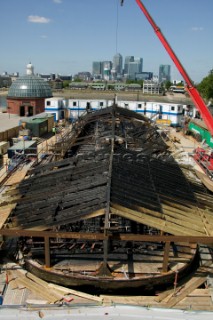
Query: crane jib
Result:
<box><xmin>135</xmin><ymin>0</ymin><xmax>213</xmax><ymax>136</ymax></box>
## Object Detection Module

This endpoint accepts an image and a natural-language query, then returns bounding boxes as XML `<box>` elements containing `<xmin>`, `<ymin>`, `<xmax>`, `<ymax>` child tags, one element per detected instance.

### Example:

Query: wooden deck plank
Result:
<box><xmin>4</xmin><ymin>169</ymin><xmax>29</xmax><ymax>186</ymax></box>
<box><xmin>166</xmin><ymin>276</ymin><xmax>207</xmax><ymax>308</ymax></box>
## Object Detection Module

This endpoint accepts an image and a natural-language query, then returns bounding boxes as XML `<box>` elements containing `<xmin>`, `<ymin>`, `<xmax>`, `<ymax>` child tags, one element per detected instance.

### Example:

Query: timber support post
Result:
<box><xmin>44</xmin><ymin>236</ymin><xmax>51</xmax><ymax>268</ymax></box>
<box><xmin>162</xmin><ymin>241</ymin><xmax>170</xmax><ymax>273</ymax></box>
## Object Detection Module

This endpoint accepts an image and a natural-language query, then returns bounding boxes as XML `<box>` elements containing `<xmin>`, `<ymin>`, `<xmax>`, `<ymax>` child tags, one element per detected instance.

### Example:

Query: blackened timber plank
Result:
<box><xmin>29</xmin><ymin>157</ymin><xmax>74</xmax><ymax>175</ymax></box>
<box><xmin>22</xmin><ymin>159</ymin><xmax>109</xmax><ymax>188</ymax></box>
<box><xmin>62</xmin><ymin>186</ymin><xmax>106</xmax><ymax>202</ymax></box>
<box><xmin>112</xmin><ymin>168</ymin><xmax>151</xmax><ymax>184</ymax></box>
<box><xmin>111</xmin><ymin>180</ymin><xmax>158</xmax><ymax>202</ymax></box>
<box><xmin>28</xmin><ymin>147</ymin><xmax>110</xmax><ymax>176</ymax></box>
<box><xmin>54</xmin><ymin>199</ymin><xmax>106</xmax><ymax>221</ymax></box>
<box><xmin>111</xmin><ymin>191</ymin><xmax>161</xmax><ymax>212</ymax></box>
<box><xmin>13</xmin><ymin>176</ymin><xmax>108</xmax><ymax>211</ymax></box>
<box><xmin>15</xmin><ymin>195</ymin><xmax>62</xmax><ymax>211</ymax></box>
<box><xmin>20</xmin><ymin>172</ymin><xmax>108</xmax><ymax>200</ymax></box>
<box><xmin>14</xmin><ymin>205</ymin><xmax>57</xmax><ymax>222</ymax></box>
<box><xmin>19</xmin><ymin>163</ymin><xmax>109</xmax><ymax>193</ymax></box>
<box><xmin>31</xmin><ymin>204</ymin><xmax>107</xmax><ymax>228</ymax></box>
<box><xmin>15</xmin><ymin>192</ymin><xmax>107</xmax><ymax>225</ymax></box>
<box><xmin>62</xmin><ymin>191</ymin><xmax>106</xmax><ymax>209</ymax></box>
<box><xmin>111</xmin><ymin>186</ymin><xmax>159</xmax><ymax>208</ymax></box>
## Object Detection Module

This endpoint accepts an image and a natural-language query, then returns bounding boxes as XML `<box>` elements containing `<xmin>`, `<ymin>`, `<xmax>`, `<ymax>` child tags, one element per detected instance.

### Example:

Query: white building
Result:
<box><xmin>45</xmin><ymin>97</ymin><xmax>67</xmax><ymax>121</ymax></box>
<box><xmin>45</xmin><ymin>97</ymin><xmax>184</xmax><ymax>127</ymax></box>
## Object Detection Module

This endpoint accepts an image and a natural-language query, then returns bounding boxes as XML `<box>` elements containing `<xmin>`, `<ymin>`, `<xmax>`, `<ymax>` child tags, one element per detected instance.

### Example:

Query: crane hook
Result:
<box><xmin>120</xmin><ymin>0</ymin><xmax>124</xmax><ymax>6</ymax></box>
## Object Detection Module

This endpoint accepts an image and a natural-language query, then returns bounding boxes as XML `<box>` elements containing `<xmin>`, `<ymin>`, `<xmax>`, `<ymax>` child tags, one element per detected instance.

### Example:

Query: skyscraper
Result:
<box><xmin>134</xmin><ymin>58</ymin><xmax>143</xmax><ymax>73</ymax></box>
<box><xmin>112</xmin><ymin>53</ymin><xmax>123</xmax><ymax>76</ymax></box>
<box><xmin>92</xmin><ymin>62</ymin><xmax>102</xmax><ymax>78</ymax></box>
<box><xmin>102</xmin><ymin>61</ymin><xmax>112</xmax><ymax>80</ymax></box>
<box><xmin>124</xmin><ymin>56</ymin><xmax>134</xmax><ymax>75</ymax></box>
<box><xmin>124</xmin><ymin>56</ymin><xmax>143</xmax><ymax>79</ymax></box>
<box><xmin>159</xmin><ymin>64</ymin><xmax>171</xmax><ymax>83</ymax></box>
<box><xmin>128</xmin><ymin>62</ymin><xmax>140</xmax><ymax>80</ymax></box>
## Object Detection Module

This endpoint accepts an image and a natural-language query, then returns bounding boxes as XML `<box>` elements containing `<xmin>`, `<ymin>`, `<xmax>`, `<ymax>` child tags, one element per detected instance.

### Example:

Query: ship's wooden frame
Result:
<box><xmin>1</xmin><ymin>105</ymin><xmax>213</xmax><ymax>292</ymax></box>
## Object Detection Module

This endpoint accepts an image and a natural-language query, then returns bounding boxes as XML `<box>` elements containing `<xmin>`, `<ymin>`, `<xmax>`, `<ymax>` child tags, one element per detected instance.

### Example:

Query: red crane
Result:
<box><xmin>124</xmin><ymin>0</ymin><xmax>213</xmax><ymax>136</ymax></box>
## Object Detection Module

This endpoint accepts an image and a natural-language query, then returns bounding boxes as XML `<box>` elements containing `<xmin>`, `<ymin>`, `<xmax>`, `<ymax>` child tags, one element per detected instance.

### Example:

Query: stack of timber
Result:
<box><xmin>1</xmin><ymin>105</ymin><xmax>213</xmax><ymax>292</ymax></box>
<box><xmin>2</xmin><ymin>262</ymin><xmax>102</xmax><ymax>305</ymax></box>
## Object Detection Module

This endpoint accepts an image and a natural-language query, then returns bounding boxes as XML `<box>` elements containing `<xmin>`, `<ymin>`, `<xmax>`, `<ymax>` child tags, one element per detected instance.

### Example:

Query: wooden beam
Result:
<box><xmin>44</xmin><ymin>236</ymin><xmax>50</xmax><ymax>268</ymax></box>
<box><xmin>162</xmin><ymin>241</ymin><xmax>170</xmax><ymax>273</ymax></box>
<box><xmin>166</xmin><ymin>275</ymin><xmax>208</xmax><ymax>308</ymax></box>
<box><xmin>1</xmin><ymin>228</ymin><xmax>213</xmax><ymax>244</ymax></box>
<box><xmin>110</xmin><ymin>205</ymin><xmax>207</xmax><ymax>236</ymax></box>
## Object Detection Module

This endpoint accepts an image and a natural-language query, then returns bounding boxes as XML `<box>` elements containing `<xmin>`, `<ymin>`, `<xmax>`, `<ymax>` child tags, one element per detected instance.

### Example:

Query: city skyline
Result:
<box><xmin>0</xmin><ymin>0</ymin><xmax>213</xmax><ymax>83</ymax></box>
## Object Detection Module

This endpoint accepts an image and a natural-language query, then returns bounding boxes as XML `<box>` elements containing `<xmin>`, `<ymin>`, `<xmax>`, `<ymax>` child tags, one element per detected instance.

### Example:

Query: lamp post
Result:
<box><xmin>8</xmin><ymin>106</ymin><xmax>10</xmax><ymax>119</ymax></box>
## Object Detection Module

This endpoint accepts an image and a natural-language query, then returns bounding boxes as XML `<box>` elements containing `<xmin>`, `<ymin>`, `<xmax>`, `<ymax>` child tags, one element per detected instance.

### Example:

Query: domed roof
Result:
<box><xmin>7</xmin><ymin>63</ymin><xmax>52</xmax><ymax>99</ymax></box>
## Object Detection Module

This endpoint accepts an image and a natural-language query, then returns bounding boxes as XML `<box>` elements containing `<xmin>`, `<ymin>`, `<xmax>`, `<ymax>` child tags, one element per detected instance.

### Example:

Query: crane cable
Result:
<box><xmin>115</xmin><ymin>0</ymin><xmax>119</xmax><ymax>53</ymax></box>
<box><xmin>115</xmin><ymin>0</ymin><xmax>124</xmax><ymax>53</ymax></box>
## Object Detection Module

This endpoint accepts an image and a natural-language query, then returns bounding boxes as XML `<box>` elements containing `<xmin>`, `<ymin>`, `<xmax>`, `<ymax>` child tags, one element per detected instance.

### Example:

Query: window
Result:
<box><xmin>138</xmin><ymin>104</ymin><xmax>142</xmax><ymax>109</ymax></box>
<box><xmin>171</xmin><ymin>106</ymin><xmax>175</xmax><ymax>111</ymax></box>
<box><xmin>100</xmin><ymin>102</ymin><xmax>104</xmax><ymax>107</ymax></box>
<box><xmin>73</xmin><ymin>101</ymin><xmax>77</xmax><ymax>106</ymax></box>
<box><xmin>46</xmin><ymin>101</ymin><xmax>50</xmax><ymax>106</ymax></box>
<box><xmin>86</xmin><ymin>102</ymin><xmax>91</xmax><ymax>110</ymax></box>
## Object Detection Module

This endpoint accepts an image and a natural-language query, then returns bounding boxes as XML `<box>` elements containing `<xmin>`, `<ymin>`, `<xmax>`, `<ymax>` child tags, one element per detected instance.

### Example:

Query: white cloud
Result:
<box><xmin>53</xmin><ymin>0</ymin><xmax>62</xmax><ymax>4</ymax></box>
<box><xmin>28</xmin><ymin>15</ymin><xmax>51</xmax><ymax>24</ymax></box>
<box><xmin>191</xmin><ymin>27</ymin><xmax>204</xmax><ymax>32</ymax></box>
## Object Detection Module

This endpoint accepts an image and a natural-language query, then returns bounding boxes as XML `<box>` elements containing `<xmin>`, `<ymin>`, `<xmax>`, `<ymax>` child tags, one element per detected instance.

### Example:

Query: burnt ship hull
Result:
<box><xmin>25</xmin><ymin>244</ymin><xmax>198</xmax><ymax>292</ymax></box>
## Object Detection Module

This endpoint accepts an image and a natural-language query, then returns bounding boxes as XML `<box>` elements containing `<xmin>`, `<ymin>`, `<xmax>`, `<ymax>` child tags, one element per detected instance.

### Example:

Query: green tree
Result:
<box><xmin>164</xmin><ymin>80</ymin><xmax>172</xmax><ymax>90</ymax></box>
<box><xmin>63</xmin><ymin>80</ymin><xmax>71</xmax><ymax>88</ymax></box>
<box><xmin>197</xmin><ymin>70</ymin><xmax>213</xmax><ymax>101</ymax></box>
<box><xmin>73</xmin><ymin>78</ymin><xmax>82</xmax><ymax>82</ymax></box>
<box><xmin>126</xmin><ymin>79</ymin><xmax>144</xmax><ymax>86</ymax></box>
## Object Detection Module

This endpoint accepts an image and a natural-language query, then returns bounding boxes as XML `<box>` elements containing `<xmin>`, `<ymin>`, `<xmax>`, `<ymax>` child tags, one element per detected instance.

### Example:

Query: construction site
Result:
<box><xmin>0</xmin><ymin>104</ymin><xmax>213</xmax><ymax>318</ymax></box>
<box><xmin>0</xmin><ymin>1</ymin><xmax>213</xmax><ymax>319</ymax></box>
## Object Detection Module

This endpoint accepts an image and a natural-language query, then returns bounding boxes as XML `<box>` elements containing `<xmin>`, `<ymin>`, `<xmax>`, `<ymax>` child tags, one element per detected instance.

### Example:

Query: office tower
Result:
<box><xmin>102</xmin><ymin>61</ymin><xmax>112</xmax><ymax>80</ymax></box>
<box><xmin>92</xmin><ymin>61</ymin><xmax>102</xmax><ymax>77</ymax></box>
<box><xmin>128</xmin><ymin>59</ymin><xmax>144</xmax><ymax>80</ymax></box>
<box><xmin>159</xmin><ymin>64</ymin><xmax>171</xmax><ymax>83</ymax></box>
<box><xmin>124</xmin><ymin>56</ymin><xmax>134</xmax><ymax>75</ymax></box>
<box><xmin>134</xmin><ymin>58</ymin><xmax>143</xmax><ymax>73</ymax></box>
<box><xmin>112</xmin><ymin>53</ymin><xmax>123</xmax><ymax>76</ymax></box>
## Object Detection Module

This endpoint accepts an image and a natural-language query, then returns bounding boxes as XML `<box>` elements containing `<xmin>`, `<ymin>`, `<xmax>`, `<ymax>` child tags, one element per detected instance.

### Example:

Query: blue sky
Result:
<box><xmin>0</xmin><ymin>0</ymin><xmax>212</xmax><ymax>83</ymax></box>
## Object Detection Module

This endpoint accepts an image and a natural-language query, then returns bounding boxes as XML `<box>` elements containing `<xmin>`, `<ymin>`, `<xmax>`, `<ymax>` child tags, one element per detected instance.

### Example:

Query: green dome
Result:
<box><xmin>7</xmin><ymin>63</ymin><xmax>52</xmax><ymax>99</ymax></box>
<box><xmin>7</xmin><ymin>74</ymin><xmax>53</xmax><ymax>98</ymax></box>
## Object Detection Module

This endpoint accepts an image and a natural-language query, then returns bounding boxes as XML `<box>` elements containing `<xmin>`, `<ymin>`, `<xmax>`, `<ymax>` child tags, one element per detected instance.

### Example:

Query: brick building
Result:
<box><xmin>7</xmin><ymin>63</ymin><xmax>52</xmax><ymax>117</ymax></box>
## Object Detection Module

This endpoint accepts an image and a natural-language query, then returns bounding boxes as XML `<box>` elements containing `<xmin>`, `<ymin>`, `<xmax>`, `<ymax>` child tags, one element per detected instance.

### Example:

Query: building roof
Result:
<box><xmin>7</xmin><ymin>63</ymin><xmax>52</xmax><ymax>99</ymax></box>
<box><xmin>7</xmin><ymin>74</ymin><xmax>53</xmax><ymax>98</ymax></box>
<box><xmin>8</xmin><ymin>140</ymin><xmax>36</xmax><ymax>150</ymax></box>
